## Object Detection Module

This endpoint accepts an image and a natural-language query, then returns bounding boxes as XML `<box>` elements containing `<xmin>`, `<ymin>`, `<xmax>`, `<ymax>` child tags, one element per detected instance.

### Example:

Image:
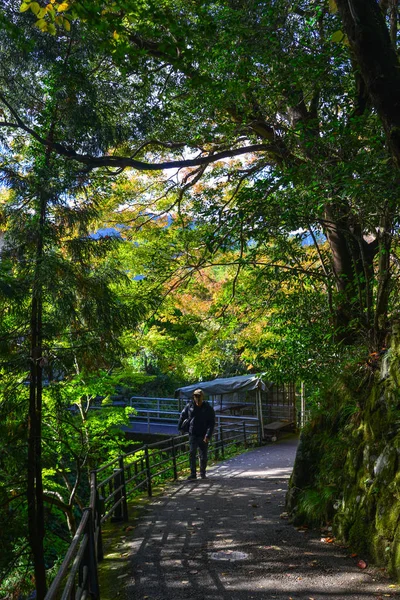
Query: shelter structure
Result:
<box><xmin>175</xmin><ymin>374</ymin><xmax>296</xmax><ymax>437</ymax></box>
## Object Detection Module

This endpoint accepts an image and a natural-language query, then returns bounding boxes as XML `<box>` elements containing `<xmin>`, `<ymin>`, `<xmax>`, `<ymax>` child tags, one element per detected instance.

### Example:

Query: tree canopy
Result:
<box><xmin>2</xmin><ymin>0</ymin><xmax>400</xmax><ymax>596</ymax></box>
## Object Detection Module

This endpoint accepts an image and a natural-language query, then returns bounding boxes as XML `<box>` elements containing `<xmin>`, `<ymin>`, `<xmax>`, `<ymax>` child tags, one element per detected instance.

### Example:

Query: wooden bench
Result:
<box><xmin>215</xmin><ymin>403</ymin><xmax>248</xmax><ymax>416</ymax></box>
<box><xmin>264</xmin><ymin>420</ymin><xmax>294</xmax><ymax>439</ymax></box>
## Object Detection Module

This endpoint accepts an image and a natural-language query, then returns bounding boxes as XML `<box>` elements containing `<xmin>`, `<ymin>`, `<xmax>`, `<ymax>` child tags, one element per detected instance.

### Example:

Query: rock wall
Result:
<box><xmin>287</xmin><ymin>334</ymin><xmax>400</xmax><ymax>578</ymax></box>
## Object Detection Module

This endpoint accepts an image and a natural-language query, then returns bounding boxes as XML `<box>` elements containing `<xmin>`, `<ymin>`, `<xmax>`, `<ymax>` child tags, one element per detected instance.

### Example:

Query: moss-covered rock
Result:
<box><xmin>287</xmin><ymin>334</ymin><xmax>400</xmax><ymax>579</ymax></box>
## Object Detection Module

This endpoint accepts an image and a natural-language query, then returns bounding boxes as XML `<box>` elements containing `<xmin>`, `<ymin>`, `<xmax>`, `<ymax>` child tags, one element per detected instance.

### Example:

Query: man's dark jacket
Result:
<box><xmin>178</xmin><ymin>401</ymin><xmax>215</xmax><ymax>438</ymax></box>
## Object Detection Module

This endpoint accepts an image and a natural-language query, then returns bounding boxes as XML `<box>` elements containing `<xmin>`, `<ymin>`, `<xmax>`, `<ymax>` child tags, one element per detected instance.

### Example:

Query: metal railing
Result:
<box><xmin>129</xmin><ymin>396</ymin><xmax>257</xmax><ymax>418</ymax></box>
<box><xmin>44</xmin><ymin>419</ymin><xmax>260</xmax><ymax>600</ymax></box>
<box><xmin>129</xmin><ymin>406</ymin><xmax>260</xmax><ymax>435</ymax></box>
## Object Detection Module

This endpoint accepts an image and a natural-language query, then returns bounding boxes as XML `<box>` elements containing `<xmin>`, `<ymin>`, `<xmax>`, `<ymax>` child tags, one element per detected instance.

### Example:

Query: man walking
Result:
<box><xmin>178</xmin><ymin>388</ymin><xmax>215</xmax><ymax>480</ymax></box>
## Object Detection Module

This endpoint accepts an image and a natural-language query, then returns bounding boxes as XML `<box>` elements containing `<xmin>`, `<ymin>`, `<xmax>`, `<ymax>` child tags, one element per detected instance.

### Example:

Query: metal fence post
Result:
<box><xmin>111</xmin><ymin>468</ymin><xmax>123</xmax><ymax>522</ymax></box>
<box><xmin>214</xmin><ymin>427</ymin><xmax>219</xmax><ymax>460</ymax></box>
<box><xmin>144</xmin><ymin>445</ymin><xmax>152</xmax><ymax>497</ymax></box>
<box><xmin>119</xmin><ymin>456</ymin><xmax>129</xmax><ymax>522</ymax></box>
<box><xmin>85</xmin><ymin>508</ymin><xmax>100</xmax><ymax>599</ymax></box>
<box><xmin>243</xmin><ymin>421</ymin><xmax>247</xmax><ymax>446</ymax></box>
<box><xmin>171</xmin><ymin>437</ymin><xmax>177</xmax><ymax>480</ymax></box>
<box><xmin>220</xmin><ymin>425</ymin><xmax>224</xmax><ymax>459</ymax></box>
<box><xmin>91</xmin><ymin>471</ymin><xmax>104</xmax><ymax>562</ymax></box>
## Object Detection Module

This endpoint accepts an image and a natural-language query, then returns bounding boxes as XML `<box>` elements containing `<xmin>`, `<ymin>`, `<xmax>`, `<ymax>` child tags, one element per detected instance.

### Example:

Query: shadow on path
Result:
<box><xmin>114</xmin><ymin>435</ymin><xmax>398</xmax><ymax>600</ymax></box>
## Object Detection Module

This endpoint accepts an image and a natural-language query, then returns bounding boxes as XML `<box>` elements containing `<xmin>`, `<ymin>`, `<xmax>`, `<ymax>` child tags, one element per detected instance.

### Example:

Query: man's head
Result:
<box><xmin>193</xmin><ymin>389</ymin><xmax>204</xmax><ymax>406</ymax></box>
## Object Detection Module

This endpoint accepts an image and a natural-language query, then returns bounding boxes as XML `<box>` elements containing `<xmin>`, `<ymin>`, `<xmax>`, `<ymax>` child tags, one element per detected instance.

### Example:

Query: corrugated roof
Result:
<box><xmin>175</xmin><ymin>374</ymin><xmax>272</xmax><ymax>397</ymax></box>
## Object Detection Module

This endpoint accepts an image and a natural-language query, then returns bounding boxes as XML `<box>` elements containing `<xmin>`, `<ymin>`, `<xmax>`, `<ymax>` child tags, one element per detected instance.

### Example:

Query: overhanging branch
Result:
<box><xmin>48</xmin><ymin>142</ymin><xmax>276</xmax><ymax>171</ymax></box>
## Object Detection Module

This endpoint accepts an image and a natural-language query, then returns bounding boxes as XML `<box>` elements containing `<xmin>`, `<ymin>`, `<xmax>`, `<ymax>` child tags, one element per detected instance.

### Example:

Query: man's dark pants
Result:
<box><xmin>189</xmin><ymin>435</ymin><xmax>208</xmax><ymax>476</ymax></box>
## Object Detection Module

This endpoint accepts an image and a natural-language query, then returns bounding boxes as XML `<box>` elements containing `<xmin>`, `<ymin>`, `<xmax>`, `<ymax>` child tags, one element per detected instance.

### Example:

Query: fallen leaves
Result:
<box><xmin>356</xmin><ymin>559</ymin><xmax>367</xmax><ymax>569</ymax></box>
<box><xmin>308</xmin><ymin>559</ymin><xmax>318</xmax><ymax>567</ymax></box>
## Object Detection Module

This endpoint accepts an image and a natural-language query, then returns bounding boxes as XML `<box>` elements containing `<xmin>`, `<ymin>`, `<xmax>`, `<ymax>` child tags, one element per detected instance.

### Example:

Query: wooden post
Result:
<box><xmin>242</xmin><ymin>421</ymin><xmax>247</xmax><ymax>446</ymax></box>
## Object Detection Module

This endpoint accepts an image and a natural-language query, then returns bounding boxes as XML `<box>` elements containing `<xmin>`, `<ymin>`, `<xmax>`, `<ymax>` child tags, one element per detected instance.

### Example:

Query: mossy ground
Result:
<box><xmin>97</xmin><ymin>486</ymin><xmax>166</xmax><ymax>600</ymax></box>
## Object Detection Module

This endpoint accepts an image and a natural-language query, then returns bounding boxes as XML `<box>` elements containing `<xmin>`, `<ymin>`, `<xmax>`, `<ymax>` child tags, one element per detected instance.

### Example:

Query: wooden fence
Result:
<box><xmin>44</xmin><ymin>420</ymin><xmax>260</xmax><ymax>600</ymax></box>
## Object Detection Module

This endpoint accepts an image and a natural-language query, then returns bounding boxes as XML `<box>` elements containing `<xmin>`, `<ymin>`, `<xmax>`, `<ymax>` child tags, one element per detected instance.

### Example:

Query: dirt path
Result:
<box><xmin>115</xmin><ymin>435</ymin><xmax>399</xmax><ymax>600</ymax></box>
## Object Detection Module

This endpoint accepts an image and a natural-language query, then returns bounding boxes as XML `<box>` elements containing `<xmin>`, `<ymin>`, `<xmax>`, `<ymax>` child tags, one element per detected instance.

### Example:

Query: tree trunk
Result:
<box><xmin>27</xmin><ymin>297</ymin><xmax>46</xmax><ymax>599</ymax></box>
<box><xmin>374</xmin><ymin>217</ymin><xmax>392</xmax><ymax>347</ymax></box>
<box><xmin>335</xmin><ymin>0</ymin><xmax>400</xmax><ymax>168</ymax></box>
<box><xmin>27</xmin><ymin>189</ymin><xmax>47</xmax><ymax>599</ymax></box>
<box><xmin>323</xmin><ymin>203</ymin><xmax>377</xmax><ymax>341</ymax></box>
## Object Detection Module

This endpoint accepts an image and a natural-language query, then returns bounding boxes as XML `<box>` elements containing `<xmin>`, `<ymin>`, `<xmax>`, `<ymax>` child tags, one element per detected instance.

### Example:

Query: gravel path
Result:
<box><xmin>120</xmin><ymin>435</ymin><xmax>399</xmax><ymax>600</ymax></box>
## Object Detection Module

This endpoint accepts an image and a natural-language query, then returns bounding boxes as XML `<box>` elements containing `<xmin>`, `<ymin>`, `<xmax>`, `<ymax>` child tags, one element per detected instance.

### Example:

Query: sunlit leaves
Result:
<box><xmin>19</xmin><ymin>0</ymin><xmax>72</xmax><ymax>33</ymax></box>
<box><xmin>329</xmin><ymin>0</ymin><xmax>338</xmax><ymax>13</ymax></box>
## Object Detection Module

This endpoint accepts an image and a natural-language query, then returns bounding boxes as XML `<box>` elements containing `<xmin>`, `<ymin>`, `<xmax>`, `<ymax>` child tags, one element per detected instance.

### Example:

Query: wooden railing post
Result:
<box><xmin>243</xmin><ymin>421</ymin><xmax>247</xmax><ymax>446</ymax></box>
<box><xmin>144</xmin><ymin>445</ymin><xmax>152</xmax><ymax>497</ymax></box>
<box><xmin>171</xmin><ymin>437</ymin><xmax>177</xmax><ymax>480</ymax></box>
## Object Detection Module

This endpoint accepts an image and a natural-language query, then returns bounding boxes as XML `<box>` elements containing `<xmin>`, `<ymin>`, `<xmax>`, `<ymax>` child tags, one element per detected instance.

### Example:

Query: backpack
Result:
<box><xmin>179</xmin><ymin>402</ymin><xmax>194</xmax><ymax>433</ymax></box>
<box><xmin>180</xmin><ymin>417</ymin><xmax>191</xmax><ymax>433</ymax></box>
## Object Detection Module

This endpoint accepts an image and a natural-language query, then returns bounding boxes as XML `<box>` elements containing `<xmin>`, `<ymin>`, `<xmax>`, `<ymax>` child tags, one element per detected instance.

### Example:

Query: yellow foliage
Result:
<box><xmin>34</xmin><ymin>18</ymin><xmax>48</xmax><ymax>31</ymax></box>
<box><xmin>328</xmin><ymin>0</ymin><xmax>338</xmax><ymax>13</ymax></box>
<box><xmin>30</xmin><ymin>2</ymin><xmax>41</xmax><ymax>15</ymax></box>
<box><xmin>57</xmin><ymin>2</ymin><xmax>69</xmax><ymax>11</ymax></box>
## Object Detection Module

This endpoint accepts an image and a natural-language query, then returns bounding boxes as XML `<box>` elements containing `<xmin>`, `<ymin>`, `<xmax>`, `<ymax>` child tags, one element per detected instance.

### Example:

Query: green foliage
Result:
<box><xmin>2</xmin><ymin>0</ymin><xmax>400</xmax><ymax>592</ymax></box>
<box><xmin>296</xmin><ymin>486</ymin><xmax>338</xmax><ymax>525</ymax></box>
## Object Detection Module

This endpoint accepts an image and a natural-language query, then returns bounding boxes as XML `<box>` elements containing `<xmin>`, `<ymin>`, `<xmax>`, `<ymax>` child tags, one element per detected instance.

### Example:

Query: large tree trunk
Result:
<box><xmin>323</xmin><ymin>203</ymin><xmax>377</xmax><ymax>342</ymax></box>
<box><xmin>27</xmin><ymin>297</ymin><xmax>46</xmax><ymax>599</ymax></box>
<box><xmin>335</xmin><ymin>0</ymin><xmax>400</xmax><ymax>168</ymax></box>
<box><xmin>27</xmin><ymin>189</ymin><xmax>47</xmax><ymax>599</ymax></box>
<box><xmin>334</xmin><ymin>0</ymin><xmax>398</xmax><ymax>346</ymax></box>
